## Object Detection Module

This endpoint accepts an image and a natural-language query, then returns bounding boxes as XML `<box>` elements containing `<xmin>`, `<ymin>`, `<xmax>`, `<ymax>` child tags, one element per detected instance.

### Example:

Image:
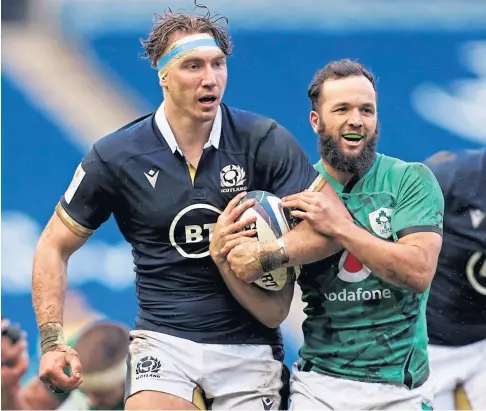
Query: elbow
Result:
<box><xmin>257</xmin><ymin>306</ymin><xmax>290</xmax><ymax>329</ymax></box>
<box><xmin>262</xmin><ymin>305</ymin><xmax>290</xmax><ymax>329</ymax></box>
<box><xmin>262</xmin><ymin>318</ymin><xmax>284</xmax><ymax>329</ymax></box>
<box><xmin>407</xmin><ymin>268</ymin><xmax>435</xmax><ymax>294</ymax></box>
<box><xmin>407</xmin><ymin>282</ymin><xmax>428</xmax><ymax>294</ymax></box>
<box><xmin>263</xmin><ymin>320</ymin><xmax>281</xmax><ymax>329</ymax></box>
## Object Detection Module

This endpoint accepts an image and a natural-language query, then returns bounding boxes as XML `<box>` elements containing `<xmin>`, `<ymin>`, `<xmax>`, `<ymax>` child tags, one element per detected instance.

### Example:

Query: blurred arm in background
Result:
<box><xmin>2</xmin><ymin>319</ymin><xmax>28</xmax><ymax>409</ymax></box>
<box><xmin>7</xmin><ymin>377</ymin><xmax>68</xmax><ymax>410</ymax></box>
<box><xmin>1</xmin><ymin>319</ymin><xmax>52</xmax><ymax>410</ymax></box>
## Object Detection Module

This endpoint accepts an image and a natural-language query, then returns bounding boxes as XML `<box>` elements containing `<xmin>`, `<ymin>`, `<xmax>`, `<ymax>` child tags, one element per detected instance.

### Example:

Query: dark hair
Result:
<box><xmin>141</xmin><ymin>2</ymin><xmax>233</xmax><ymax>68</ymax></box>
<box><xmin>308</xmin><ymin>59</ymin><xmax>377</xmax><ymax>111</ymax></box>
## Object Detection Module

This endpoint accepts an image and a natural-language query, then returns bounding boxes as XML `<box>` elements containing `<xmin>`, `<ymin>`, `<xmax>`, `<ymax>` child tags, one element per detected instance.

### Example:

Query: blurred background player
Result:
<box><xmin>1</xmin><ymin>319</ymin><xmax>129</xmax><ymax>410</ymax></box>
<box><xmin>29</xmin><ymin>4</ymin><xmax>347</xmax><ymax>410</ymax></box>
<box><xmin>222</xmin><ymin>59</ymin><xmax>444</xmax><ymax>410</ymax></box>
<box><xmin>2</xmin><ymin>318</ymin><xmax>30</xmax><ymax>410</ymax></box>
<box><xmin>425</xmin><ymin>149</ymin><xmax>486</xmax><ymax>410</ymax></box>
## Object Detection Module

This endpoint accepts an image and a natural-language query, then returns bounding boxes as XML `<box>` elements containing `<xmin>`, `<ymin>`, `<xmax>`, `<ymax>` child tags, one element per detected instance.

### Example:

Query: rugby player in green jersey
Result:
<box><xmin>220</xmin><ymin>59</ymin><xmax>444</xmax><ymax>410</ymax></box>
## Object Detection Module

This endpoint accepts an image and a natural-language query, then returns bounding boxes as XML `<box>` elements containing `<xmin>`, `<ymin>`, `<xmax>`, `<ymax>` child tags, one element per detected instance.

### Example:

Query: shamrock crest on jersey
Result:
<box><xmin>369</xmin><ymin>207</ymin><xmax>394</xmax><ymax>239</ymax></box>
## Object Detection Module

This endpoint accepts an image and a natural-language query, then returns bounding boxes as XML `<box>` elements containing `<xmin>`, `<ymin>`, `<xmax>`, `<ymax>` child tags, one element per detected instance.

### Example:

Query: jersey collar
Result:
<box><xmin>314</xmin><ymin>153</ymin><xmax>379</xmax><ymax>194</ymax></box>
<box><xmin>154</xmin><ymin>101</ymin><xmax>222</xmax><ymax>154</ymax></box>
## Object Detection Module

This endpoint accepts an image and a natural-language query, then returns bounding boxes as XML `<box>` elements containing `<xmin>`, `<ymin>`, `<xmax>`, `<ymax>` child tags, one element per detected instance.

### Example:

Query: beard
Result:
<box><xmin>318</xmin><ymin>121</ymin><xmax>379</xmax><ymax>175</ymax></box>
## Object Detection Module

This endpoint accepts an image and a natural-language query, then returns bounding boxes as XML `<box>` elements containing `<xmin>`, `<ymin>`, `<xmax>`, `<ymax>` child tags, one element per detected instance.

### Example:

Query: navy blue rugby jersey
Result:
<box><xmin>57</xmin><ymin>102</ymin><xmax>318</xmax><ymax>345</ymax></box>
<box><xmin>426</xmin><ymin>149</ymin><xmax>486</xmax><ymax>346</ymax></box>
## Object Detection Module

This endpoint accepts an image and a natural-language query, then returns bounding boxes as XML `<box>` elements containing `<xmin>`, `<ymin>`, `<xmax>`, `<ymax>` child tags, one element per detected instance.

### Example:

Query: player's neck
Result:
<box><xmin>165</xmin><ymin>104</ymin><xmax>213</xmax><ymax>153</ymax></box>
<box><xmin>321</xmin><ymin>160</ymin><xmax>354</xmax><ymax>186</ymax></box>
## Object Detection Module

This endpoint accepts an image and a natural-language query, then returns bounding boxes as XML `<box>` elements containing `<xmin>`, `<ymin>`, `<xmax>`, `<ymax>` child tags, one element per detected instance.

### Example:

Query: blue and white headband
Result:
<box><xmin>157</xmin><ymin>33</ymin><xmax>222</xmax><ymax>79</ymax></box>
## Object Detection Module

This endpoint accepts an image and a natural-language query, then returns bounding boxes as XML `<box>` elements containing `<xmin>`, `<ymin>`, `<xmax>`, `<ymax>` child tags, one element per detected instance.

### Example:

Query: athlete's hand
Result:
<box><xmin>281</xmin><ymin>191</ymin><xmax>349</xmax><ymax>236</ymax></box>
<box><xmin>210</xmin><ymin>191</ymin><xmax>257</xmax><ymax>266</ymax></box>
<box><xmin>224</xmin><ymin>237</ymin><xmax>264</xmax><ymax>283</ymax></box>
<box><xmin>1</xmin><ymin>319</ymin><xmax>29</xmax><ymax>389</ymax></box>
<box><xmin>39</xmin><ymin>344</ymin><xmax>83</xmax><ymax>393</ymax></box>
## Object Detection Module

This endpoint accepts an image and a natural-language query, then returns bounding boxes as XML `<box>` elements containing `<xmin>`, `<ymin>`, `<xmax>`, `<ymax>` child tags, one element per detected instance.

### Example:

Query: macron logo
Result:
<box><xmin>470</xmin><ymin>209</ymin><xmax>485</xmax><ymax>229</ymax></box>
<box><xmin>144</xmin><ymin>169</ymin><xmax>159</xmax><ymax>189</ymax></box>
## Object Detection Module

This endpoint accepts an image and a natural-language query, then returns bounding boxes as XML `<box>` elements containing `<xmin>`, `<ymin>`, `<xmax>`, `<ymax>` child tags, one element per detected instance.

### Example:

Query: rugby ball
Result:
<box><xmin>237</xmin><ymin>191</ymin><xmax>301</xmax><ymax>291</ymax></box>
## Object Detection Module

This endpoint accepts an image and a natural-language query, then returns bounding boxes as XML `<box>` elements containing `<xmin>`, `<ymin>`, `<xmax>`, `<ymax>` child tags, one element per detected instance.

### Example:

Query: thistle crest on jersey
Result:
<box><xmin>220</xmin><ymin>165</ymin><xmax>247</xmax><ymax>193</ymax></box>
<box><xmin>369</xmin><ymin>207</ymin><xmax>393</xmax><ymax>239</ymax></box>
<box><xmin>337</xmin><ymin>250</ymin><xmax>371</xmax><ymax>282</ymax></box>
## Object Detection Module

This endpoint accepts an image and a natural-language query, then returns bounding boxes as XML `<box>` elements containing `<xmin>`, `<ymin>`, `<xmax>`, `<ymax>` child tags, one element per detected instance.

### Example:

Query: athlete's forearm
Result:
<box><xmin>256</xmin><ymin>223</ymin><xmax>343</xmax><ymax>273</ymax></box>
<box><xmin>261</xmin><ymin>196</ymin><xmax>350</xmax><ymax>269</ymax></box>
<box><xmin>217</xmin><ymin>261</ymin><xmax>293</xmax><ymax>328</ymax></box>
<box><xmin>32</xmin><ymin>213</ymin><xmax>90</xmax><ymax>346</ymax></box>
<box><xmin>333</xmin><ymin>220</ymin><xmax>432</xmax><ymax>293</ymax></box>
<box><xmin>32</xmin><ymin>235</ymin><xmax>68</xmax><ymax>334</ymax></box>
<box><xmin>283</xmin><ymin>221</ymin><xmax>343</xmax><ymax>266</ymax></box>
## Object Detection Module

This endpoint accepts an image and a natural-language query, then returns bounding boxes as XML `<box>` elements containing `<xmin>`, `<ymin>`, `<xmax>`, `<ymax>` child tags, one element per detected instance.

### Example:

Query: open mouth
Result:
<box><xmin>199</xmin><ymin>96</ymin><xmax>217</xmax><ymax>104</ymax></box>
<box><xmin>342</xmin><ymin>134</ymin><xmax>364</xmax><ymax>142</ymax></box>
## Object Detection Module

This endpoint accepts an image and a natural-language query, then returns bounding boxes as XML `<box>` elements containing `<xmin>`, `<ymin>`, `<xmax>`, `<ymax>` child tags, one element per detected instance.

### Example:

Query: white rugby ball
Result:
<box><xmin>238</xmin><ymin>191</ymin><xmax>301</xmax><ymax>291</ymax></box>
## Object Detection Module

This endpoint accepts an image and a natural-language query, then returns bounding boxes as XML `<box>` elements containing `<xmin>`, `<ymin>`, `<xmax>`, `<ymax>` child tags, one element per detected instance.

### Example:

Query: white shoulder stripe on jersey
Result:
<box><xmin>307</xmin><ymin>175</ymin><xmax>328</xmax><ymax>192</ymax></box>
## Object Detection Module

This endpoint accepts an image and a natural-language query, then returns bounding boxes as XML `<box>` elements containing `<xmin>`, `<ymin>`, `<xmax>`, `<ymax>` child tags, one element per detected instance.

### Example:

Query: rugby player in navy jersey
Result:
<box><xmin>424</xmin><ymin>149</ymin><xmax>486</xmax><ymax>410</ymax></box>
<box><xmin>31</xmin><ymin>6</ymin><xmax>348</xmax><ymax>411</ymax></box>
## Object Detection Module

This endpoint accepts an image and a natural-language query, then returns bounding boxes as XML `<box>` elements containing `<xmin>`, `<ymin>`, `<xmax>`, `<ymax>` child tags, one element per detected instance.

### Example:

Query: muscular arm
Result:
<box><xmin>218</xmin><ymin>260</ymin><xmax>293</xmax><ymax>328</ymax></box>
<box><xmin>283</xmin><ymin>221</ymin><xmax>343</xmax><ymax>266</ymax></box>
<box><xmin>326</xmin><ymin>162</ymin><xmax>444</xmax><ymax>293</ymax></box>
<box><xmin>332</xmin><ymin>222</ymin><xmax>442</xmax><ymax>293</ymax></box>
<box><xmin>34</xmin><ymin>149</ymin><xmax>113</xmax><ymax>337</ymax></box>
<box><xmin>258</xmin><ymin>164</ymin><xmax>444</xmax><ymax>292</ymax></box>
<box><xmin>32</xmin><ymin>209</ymin><xmax>89</xmax><ymax>333</ymax></box>
<box><xmin>258</xmin><ymin>182</ymin><xmax>348</xmax><ymax>270</ymax></box>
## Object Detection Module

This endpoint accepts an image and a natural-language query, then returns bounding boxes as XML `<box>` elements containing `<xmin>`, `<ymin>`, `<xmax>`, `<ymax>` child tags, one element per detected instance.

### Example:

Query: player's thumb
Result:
<box><xmin>65</xmin><ymin>348</ymin><xmax>82</xmax><ymax>379</ymax></box>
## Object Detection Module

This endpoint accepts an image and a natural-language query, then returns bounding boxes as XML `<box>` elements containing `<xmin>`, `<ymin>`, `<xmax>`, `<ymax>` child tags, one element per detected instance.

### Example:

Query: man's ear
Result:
<box><xmin>310</xmin><ymin>110</ymin><xmax>320</xmax><ymax>134</ymax></box>
<box><xmin>160</xmin><ymin>75</ymin><xmax>168</xmax><ymax>90</ymax></box>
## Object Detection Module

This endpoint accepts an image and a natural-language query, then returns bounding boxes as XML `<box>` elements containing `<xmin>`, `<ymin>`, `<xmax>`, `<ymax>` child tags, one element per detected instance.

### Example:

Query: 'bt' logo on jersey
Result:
<box><xmin>169</xmin><ymin>204</ymin><xmax>223</xmax><ymax>259</ymax></box>
<box><xmin>337</xmin><ymin>251</ymin><xmax>372</xmax><ymax>282</ymax></box>
<box><xmin>220</xmin><ymin>165</ymin><xmax>247</xmax><ymax>193</ymax></box>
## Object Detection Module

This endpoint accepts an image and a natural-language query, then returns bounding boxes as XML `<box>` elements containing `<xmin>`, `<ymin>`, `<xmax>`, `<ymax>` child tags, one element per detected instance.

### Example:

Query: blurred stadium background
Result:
<box><xmin>2</xmin><ymin>0</ymin><xmax>485</xmax><ymax>387</ymax></box>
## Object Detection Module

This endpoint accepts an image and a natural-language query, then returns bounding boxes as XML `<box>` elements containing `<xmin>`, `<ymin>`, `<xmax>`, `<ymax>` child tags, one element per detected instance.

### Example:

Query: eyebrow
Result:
<box><xmin>181</xmin><ymin>54</ymin><xmax>226</xmax><ymax>64</ymax></box>
<box><xmin>332</xmin><ymin>101</ymin><xmax>376</xmax><ymax>109</ymax></box>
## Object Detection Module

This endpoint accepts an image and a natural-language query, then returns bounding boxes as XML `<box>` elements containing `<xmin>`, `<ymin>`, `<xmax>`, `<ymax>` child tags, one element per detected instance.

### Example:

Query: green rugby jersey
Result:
<box><xmin>298</xmin><ymin>153</ymin><xmax>444</xmax><ymax>387</ymax></box>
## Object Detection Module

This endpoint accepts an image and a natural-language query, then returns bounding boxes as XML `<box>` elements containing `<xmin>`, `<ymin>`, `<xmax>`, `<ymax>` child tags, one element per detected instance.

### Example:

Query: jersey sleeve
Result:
<box><xmin>392</xmin><ymin>163</ymin><xmax>444</xmax><ymax>241</ymax></box>
<box><xmin>254</xmin><ymin>123</ymin><xmax>318</xmax><ymax>198</ymax></box>
<box><xmin>57</xmin><ymin>147</ymin><xmax>117</xmax><ymax>236</ymax></box>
